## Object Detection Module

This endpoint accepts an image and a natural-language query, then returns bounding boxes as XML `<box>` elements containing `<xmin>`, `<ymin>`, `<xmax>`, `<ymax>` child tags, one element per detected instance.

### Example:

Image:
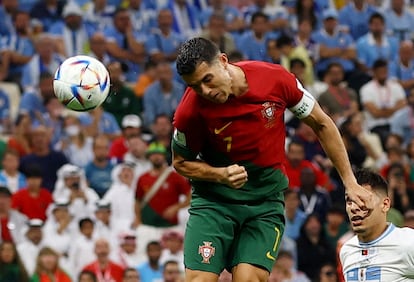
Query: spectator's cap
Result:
<box><xmin>53</xmin><ymin>198</ymin><xmax>69</xmax><ymax>209</ymax></box>
<box><xmin>146</xmin><ymin>142</ymin><xmax>167</xmax><ymax>157</ymax></box>
<box><xmin>404</xmin><ymin>210</ymin><xmax>414</xmax><ymax>220</ymax></box>
<box><xmin>162</xmin><ymin>230</ymin><xmax>184</xmax><ymax>242</ymax></box>
<box><xmin>25</xmin><ymin>165</ymin><xmax>43</xmax><ymax>178</ymax></box>
<box><xmin>61</xmin><ymin>164</ymin><xmax>82</xmax><ymax>178</ymax></box>
<box><xmin>122</xmin><ymin>114</ymin><xmax>142</xmax><ymax>128</ymax></box>
<box><xmin>27</xmin><ymin>218</ymin><xmax>44</xmax><ymax>228</ymax></box>
<box><xmin>0</xmin><ymin>186</ymin><xmax>11</xmax><ymax>197</ymax></box>
<box><xmin>95</xmin><ymin>199</ymin><xmax>111</xmax><ymax>210</ymax></box>
<box><xmin>119</xmin><ymin>231</ymin><xmax>137</xmax><ymax>245</ymax></box>
<box><xmin>62</xmin><ymin>2</ymin><xmax>83</xmax><ymax>17</ymax></box>
<box><xmin>323</xmin><ymin>9</ymin><xmax>338</xmax><ymax>20</ymax></box>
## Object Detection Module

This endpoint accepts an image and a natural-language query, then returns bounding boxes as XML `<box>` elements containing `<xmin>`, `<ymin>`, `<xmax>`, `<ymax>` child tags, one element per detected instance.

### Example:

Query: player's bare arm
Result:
<box><xmin>172</xmin><ymin>151</ymin><xmax>248</xmax><ymax>189</ymax></box>
<box><xmin>301</xmin><ymin>102</ymin><xmax>373</xmax><ymax>212</ymax></box>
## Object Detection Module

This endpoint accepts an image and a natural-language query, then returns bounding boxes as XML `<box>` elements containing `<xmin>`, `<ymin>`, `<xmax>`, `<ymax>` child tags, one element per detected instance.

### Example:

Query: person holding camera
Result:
<box><xmin>53</xmin><ymin>164</ymin><xmax>99</xmax><ymax>221</ymax></box>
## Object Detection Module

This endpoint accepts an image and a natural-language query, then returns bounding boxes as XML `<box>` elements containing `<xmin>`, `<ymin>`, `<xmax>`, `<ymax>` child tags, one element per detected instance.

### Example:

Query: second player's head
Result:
<box><xmin>176</xmin><ymin>37</ymin><xmax>234</xmax><ymax>104</ymax></box>
<box><xmin>346</xmin><ymin>169</ymin><xmax>390</xmax><ymax>242</ymax></box>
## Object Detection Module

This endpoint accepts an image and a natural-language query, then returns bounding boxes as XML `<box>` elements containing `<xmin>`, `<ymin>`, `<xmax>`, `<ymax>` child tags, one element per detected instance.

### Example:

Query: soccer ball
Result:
<box><xmin>53</xmin><ymin>55</ymin><xmax>110</xmax><ymax>111</ymax></box>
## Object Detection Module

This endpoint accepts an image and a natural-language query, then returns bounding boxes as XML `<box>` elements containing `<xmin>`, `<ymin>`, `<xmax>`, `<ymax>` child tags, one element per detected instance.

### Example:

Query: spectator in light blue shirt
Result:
<box><xmin>137</xmin><ymin>241</ymin><xmax>163</xmax><ymax>282</ymax></box>
<box><xmin>390</xmin><ymin>89</ymin><xmax>414</xmax><ymax>146</ymax></box>
<box><xmin>389</xmin><ymin>40</ymin><xmax>414</xmax><ymax>96</ymax></box>
<box><xmin>284</xmin><ymin>189</ymin><xmax>307</xmax><ymax>241</ymax></box>
<box><xmin>385</xmin><ymin>0</ymin><xmax>414</xmax><ymax>41</ymax></box>
<box><xmin>143</xmin><ymin>62</ymin><xmax>184</xmax><ymax>127</ymax></box>
<box><xmin>0</xmin><ymin>90</ymin><xmax>10</xmax><ymax>134</ymax></box>
<box><xmin>79</xmin><ymin>106</ymin><xmax>121</xmax><ymax>141</ymax></box>
<box><xmin>0</xmin><ymin>0</ymin><xmax>18</xmax><ymax>36</ymax></box>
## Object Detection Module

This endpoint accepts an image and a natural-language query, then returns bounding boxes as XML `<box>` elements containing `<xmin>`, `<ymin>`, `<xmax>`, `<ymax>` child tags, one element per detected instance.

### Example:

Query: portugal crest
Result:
<box><xmin>198</xmin><ymin>241</ymin><xmax>215</xmax><ymax>264</ymax></box>
<box><xmin>261</xmin><ymin>102</ymin><xmax>276</xmax><ymax>127</ymax></box>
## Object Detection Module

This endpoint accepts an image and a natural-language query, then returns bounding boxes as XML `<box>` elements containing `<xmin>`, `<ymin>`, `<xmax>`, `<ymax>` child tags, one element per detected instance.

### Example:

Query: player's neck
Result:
<box><xmin>358</xmin><ymin>221</ymin><xmax>389</xmax><ymax>243</ymax></box>
<box><xmin>229</xmin><ymin>65</ymin><xmax>248</xmax><ymax>96</ymax></box>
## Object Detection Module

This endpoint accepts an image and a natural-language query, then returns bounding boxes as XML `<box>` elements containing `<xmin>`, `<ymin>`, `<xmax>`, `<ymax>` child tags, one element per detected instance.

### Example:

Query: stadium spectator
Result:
<box><xmin>356</xmin><ymin>12</ymin><xmax>399</xmax><ymax>72</ymax></box>
<box><xmin>293</xmin><ymin>0</ymin><xmax>319</xmax><ymax>31</ymax></box>
<box><xmin>0</xmin><ymin>0</ymin><xmax>18</xmax><ymax>36</ymax></box>
<box><xmin>0</xmin><ymin>90</ymin><xmax>11</xmax><ymax>132</ymax></box>
<box><xmin>149</xmin><ymin>114</ymin><xmax>173</xmax><ymax>165</ymax></box>
<box><xmin>199</xmin><ymin>0</ymin><xmax>244</xmax><ymax>34</ymax></box>
<box><xmin>268</xmin><ymin>250</ymin><xmax>310</xmax><ymax>282</ymax></box>
<box><xmin>29</xmin><ymin>0</ymin><xmax>65</xmax><ymax>32</ymax></box>
<box><xmin>389</xmin><ymin>40</ymin><xmax>414</xmax><ymax>96</ymax></box>
<box><xmin>133</xmin><ymin>60</ymin><xmax>158</xmax><ymax>98</ymax></box>
<box><xmin>19</xmin><ymin>71</ymin><xmax>55</xmax><ymax>122</ymax></box>
<box><xmin>7</xmin><ymin>114</ymin><xmax>32</xmax><ymax>157</ymax></box>
<box><xmin>122</xmin><ymin>268</ymin><xmax>141</xmax><ymax>282</ymax></box>
<box><xmin>31</xmin><ymin>247</ymin><xmax>72</xmax><ymax>282</ymax></box>
<box><xmin>78</xmin><ymin>270</ymin><xmax>98</xmax><ymax>282</ymax></box>
<box><xmin>162</xmin><ymin>260</ymin><xmax>182</xmax><ymax>282</ymax></box>
<box><xmin>17</xmin><ymin>218</ymin><xmax>44</xmax><ymax>276</ymax></box>
<box><xmin>0</xmin><ymin>10</ymin><xmax>35</xmax><ymax>84</ymax></box>
<box><xmin>0</xmin><ymin>149</ymin><xmax>27</xmax><ymax>193</ymax></box>
<box><xmin>102</xmin><ymin>61</ymin><xmax>142</xmax><ymax>127</ymax></box>
<box><xmin>0</xmin><ymin>186</ymin><xmax>27</xmax><ymax>244</ymax></box>
<box><xmin>384</xmin><ymin>0</ymin><xmax>414</xmax><ymax>41</ymax></box>
<box><xmin>12</xmin><ymin>165</ymin><xmax>52</xmax><ymax>220</ymax></box>
<box><xmin>53</xmin><ymin>164</ymin><xmax>99</xmax><ymax>220</ymax></box>
<box><xmin>49</xmin><ymin>2</ymin><xmax>93</xmax><ymax>58</ymax></box>
<box><xmin>68</xmin><ymin>217</ymin><xmax>97</xmax><ymax>278</ymax></box>
<box><xmin>137</xmin><ymin>241</ymin><xmax>163</xmax><ymax>282</ymax></box>
<box><xmin>109</xmin><ymin>114</ymin><xmax>143</xmax><ymax>162</ymax></box>
<box><xmin>167</xmin><ymin>0</ymin><xmax>202</xmax><ymax>39</ymax></box>
<box><xmin>83</xmin><ymin>0</ymin><xmax>115</xmax><ymax>32</ymax></box>
<box><xmin>56</xmin><ymin>114</ymin><xmax>94</xmax><ymax>168</ymax></box>
<box><xmin>145</xmin><ymin>8</ymin><xmax>185</xmax><ymax>64</ymax></box>
<box><xmin>296</xmin><ymin>214</ymin><xmax>336</xmax><ymax>280</ymax></box>
<box><xmin>159</xmin><ymin>230</ymin><xmax>184</xmax><ymax>272</ymax></box>
<box><xmin>266</xmin><ymin>38</ymin><xmax>281</xmax><ymax>64</ymax></box>
<box><xmin>123</xmin><ymin>136</ymin><xmax>152</xmax><ymax>180</ymax></box>
<box><xmin>102</xmin><ymin>163</ymin><xmax>136</xmax><ymax>224</ymax></box>
<box><xmin>20</xmin><ymin>34</ymin><xmax>64</xmax><ymax>93</ymax></box>
<box><xmin>284</xmin><ymin>189</ymin><xmax>307</xmax><ymax>241</ymax></box>
<box><xmin>277</xmin><ymin>34</ymin><xmax>314</xmax><ymax>86</ymax></box>
<box><xmin>134</xmin><ymin>143</ymin><xmax>191</xmax><ymax>230</ymax></box>
<box><xmin>0</xmin><ymin>240</ymin><xmax>30</xmax><ymax>282</ymax></box>
<box><xmin>83</xmin><ymin>238</ymin><xmax>125</xmax><ymax>282</ymax></box>
<box><xmin>385</xmin><ymin>162</ymin><xmax>414</xmax><ymax>214</ymax></box>
<box><xmin>315</xmin><ymin>262</ymin><xmax>338</xmax><ymax>282</ymax></box>
<box><xmin>103</xmin><ymin>7</ymin><xmax>146</xmax><ymax>82</ymax></box>
<box><xmin>19</xmin><ymin>124</ymin><xmax>68</xmax><ymax>192</ymax></box>
<box><xmin>200</xmin><ymin>12</ymin><xmax>237</xmax><ymax>55</ymax></box>
<box><xmin>79</xmin><ymin>106</ymin><xmax>121</xmax><ymax>141</ymax></box>
<box><xmin>237</xmin><ymin>11</ymin><xmax>273</xmax><ymax>62</ymax></box>
<box><xmin>127</xmin><ymin>0</ymin><xmax>156</xmax><ymax>34</ymax></box>
<box><xmin>41</xmin><ymin>96</ymin><xmax>65</xmax><ymax>149</ymax></box>
<box><xmin>294</xmin><ymin>18</ymin><xmax>319</xmax><ymax>63</ymax></box>
<box><xmin>318</xmin><ymin>63</ymin><xmax>359</xmax><ymax>125</ymax></box>
<box><xmin>285</xmin><ymin>141</ymin><xmax>331</xmax><ymax>190</ymax></box>
<box><xmin>360</xmin><ymin>59</ymin><xmax>407</xmax><ymax>148</ymax></box>
<box><xmin>338</xmin><ymin>0</ymin><xmax>377</xmax><ymax>40</ymax></box>
<box><xmin>112</xmin><ymin>231</ymin><xmax>146</xmax><ymax>268</ymax></box>
<box><xmin>298</xmin><ymin>167</ymin><xmax>332</xmax><ymax>221</ymax></box>
<box><xmin>404</xmin><ymin>209</ymin><xmax>414</xmax><ymax>228</ymax></box>
<box><xmin>323</xmin><ymin>205</ymin><xmax>349</xmax><ymax>250</ymax></box>
<box><xmin>84</xmin><ymin>134</ymin><xmax>114</xmax><ymax>197</ymax></box>
<box><xmin>312</xmin><ymin>9</ymin><xmax>356</xmax><ymax>79</ymax></box>
<box><xmin>143</xmin><ymin>62</ymin><xmax>184</xmax><ymax>127</ymax></box>
<box><xmin>87</xmin><ymin>32</ymin><xmax>111</xmax><ymax>66</ymax></box>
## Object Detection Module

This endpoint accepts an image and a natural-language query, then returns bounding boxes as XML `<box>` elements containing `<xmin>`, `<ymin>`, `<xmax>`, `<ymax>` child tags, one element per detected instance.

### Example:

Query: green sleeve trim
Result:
<box><xmin>171</xmin><ymin>140</ymin><xmax>198</xmax><ymax>160</ymax></box>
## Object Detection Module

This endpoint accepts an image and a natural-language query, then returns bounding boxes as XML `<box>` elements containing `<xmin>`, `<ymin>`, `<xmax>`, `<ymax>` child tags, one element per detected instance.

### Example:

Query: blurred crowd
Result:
<box><xmin>1</xmin><ymin>0</ymin><xmax>414</xmax><ymax>281</ymax></box>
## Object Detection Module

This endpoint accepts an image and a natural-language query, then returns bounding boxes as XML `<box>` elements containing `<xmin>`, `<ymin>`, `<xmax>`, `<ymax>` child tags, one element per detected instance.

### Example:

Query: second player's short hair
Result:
<box><xmin>176</xmin><ymin>37</ymin><xmax>220</xmax><ymax>76</ymax></box>
<box><xmin>355</xmin><ymin>169</ymin><xmax>388</xmax><ymax>196</ymax></box>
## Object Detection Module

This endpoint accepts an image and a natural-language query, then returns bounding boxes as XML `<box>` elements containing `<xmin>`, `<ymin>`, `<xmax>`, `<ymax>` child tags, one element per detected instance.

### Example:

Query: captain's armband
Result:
<box><xmin>288</xmin><ymin>80</ymin><xmax>316</xmax><ymax>119</ymax></box>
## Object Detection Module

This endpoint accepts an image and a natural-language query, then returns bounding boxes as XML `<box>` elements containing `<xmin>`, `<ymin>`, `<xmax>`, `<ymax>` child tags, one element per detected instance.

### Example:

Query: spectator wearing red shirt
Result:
<box><xmin>109</xmin><ymin>115</ymin><xmax>143</xmax><ymax>162</ymax></box>
<box><xmin>83</xmin><ymin>238</ymin><xmax>125</xmax><ymax>282</ymax></box>
<box><xmin>285</xmin><ymin>141</ymin><xmax>332</xmax><ymax>191</ymax></box>
<box><xmin>0</xmin><ymin>186</ymin><xmax>27</xmax><ymax>243</ymax></box>
<box><xmin>12</xmin><ymin>166</ymin><xmax>53</xmax><ymax>220</ymax></box>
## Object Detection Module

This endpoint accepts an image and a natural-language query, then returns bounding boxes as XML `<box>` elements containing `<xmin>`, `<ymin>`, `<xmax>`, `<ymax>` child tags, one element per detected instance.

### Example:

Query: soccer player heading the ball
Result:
<box><xmin>340</xmin><ymin>169</ymin><xmax>414</xmax><ymax>281</ymax></box>
<box><xmin>172</xmin><ymin>37</ymin><xmax>372</xmax><ymax>282</ymax></box>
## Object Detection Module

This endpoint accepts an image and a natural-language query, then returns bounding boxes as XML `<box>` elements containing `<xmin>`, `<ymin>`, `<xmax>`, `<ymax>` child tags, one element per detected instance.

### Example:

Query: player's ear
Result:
<box><xmin>382</xmin><ymin>197</ymin><xmax>391</xmax><ymax>213</ymax></box>
<box><xmin>218</xmin><ymin>53</ymin><xmax>228</xmax><ymax>67</ymax></box>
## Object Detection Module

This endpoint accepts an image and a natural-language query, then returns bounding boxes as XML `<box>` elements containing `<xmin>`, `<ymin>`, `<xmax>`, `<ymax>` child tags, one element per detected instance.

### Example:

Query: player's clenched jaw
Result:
<box><xmin>345</xmin><ymin>184</ymin><xmax>390</xmax><ymax>242</ymax></box>
<box><xmin>182</xmin><ymin>55</ymin><xmax>234</xmax><ymax>104</ymax></box>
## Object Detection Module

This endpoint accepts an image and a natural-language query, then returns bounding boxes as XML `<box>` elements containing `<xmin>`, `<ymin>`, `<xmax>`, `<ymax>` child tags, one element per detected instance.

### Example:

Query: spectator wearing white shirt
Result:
<box><xmin>112</xmin><ymin>231</ymin><xmax>146</xmax><ymax>268</ymax></box>
<box><xmin>17</xmin><ymin>218</ymin><xmax>44</xmax><ymax>276</ymax></box>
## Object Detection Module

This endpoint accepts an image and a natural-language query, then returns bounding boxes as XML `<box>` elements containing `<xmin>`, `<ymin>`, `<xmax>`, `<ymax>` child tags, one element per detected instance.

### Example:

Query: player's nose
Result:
<box><xmin>200</xmin><ymin>83</ymin><xmax>212</xmax><ymax>96</ymax></box>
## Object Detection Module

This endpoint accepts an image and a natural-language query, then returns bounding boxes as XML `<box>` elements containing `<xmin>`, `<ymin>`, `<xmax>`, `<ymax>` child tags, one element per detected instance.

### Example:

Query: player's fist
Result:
<box><xmin>222</xmin><ymin>164</ymin><xmax>248</xmax><ymax>189</ymax></box>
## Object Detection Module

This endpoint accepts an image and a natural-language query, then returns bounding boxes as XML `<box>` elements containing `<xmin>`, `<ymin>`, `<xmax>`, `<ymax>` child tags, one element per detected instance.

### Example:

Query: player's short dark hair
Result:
<box><xmin>176</xmin><ymin>37</ymin><xmax>220</xmax><ymax>76</ymax></box>
<box><xmin>372</xmin><ymin>58</ymin><xmax>388</xmax><ymax>70</ymax></box>
<box><xmin>355</xmin><ymin>169</ymin><xmax>388</xmax><ymax>196</ymax></box>
<box><xmin>369</xmin><ymin>12</ymin><xmax>385</xmax><ymax>24</ymax></box>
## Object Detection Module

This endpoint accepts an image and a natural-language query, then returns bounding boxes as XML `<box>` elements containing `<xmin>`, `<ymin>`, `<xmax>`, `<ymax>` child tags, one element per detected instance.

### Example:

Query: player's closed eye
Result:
<box><xmin>323</xmin><ymin>271</ymin><xmax>335</xmax><ymax>276</ymax></box>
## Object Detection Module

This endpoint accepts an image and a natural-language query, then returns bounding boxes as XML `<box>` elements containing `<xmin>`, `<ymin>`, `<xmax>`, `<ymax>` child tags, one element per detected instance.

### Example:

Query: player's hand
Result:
<box><xmin>222</xmin><ymin>164</ymin><xmax>248</xmax><ymax>189</ymax></box>
<box><xmin>346</xmin><ymin>183</ymin><xmax>374</xmax><ymax>217</ymax></box>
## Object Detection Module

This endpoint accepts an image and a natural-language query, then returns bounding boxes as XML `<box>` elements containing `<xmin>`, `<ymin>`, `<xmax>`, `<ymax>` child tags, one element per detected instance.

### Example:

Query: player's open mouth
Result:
<box><xmin>351</xmin><ymin>215</ymin><xmax>363</xmax><ymax>226</ymax></box>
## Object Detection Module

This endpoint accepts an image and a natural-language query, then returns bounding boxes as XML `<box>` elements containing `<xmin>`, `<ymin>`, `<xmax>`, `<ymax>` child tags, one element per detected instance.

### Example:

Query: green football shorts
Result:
<box><xmin>184</xmin><ymin>192</ymin><xmax>285</xmax><ymax>274</ymax></box>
